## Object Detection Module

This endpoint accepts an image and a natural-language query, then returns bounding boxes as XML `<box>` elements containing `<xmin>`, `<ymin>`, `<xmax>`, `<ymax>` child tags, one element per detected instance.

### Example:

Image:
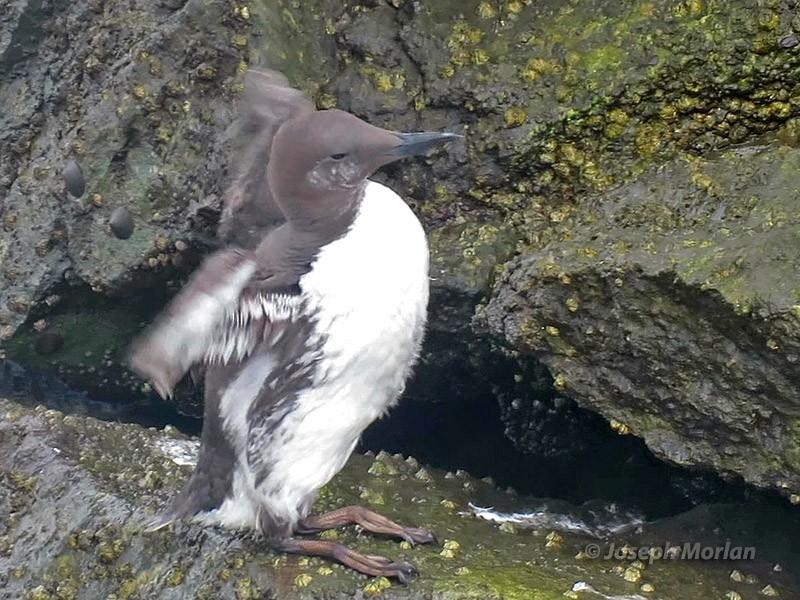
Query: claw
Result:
<box><xmin>403</xmin><ymin>527</ymin><xmax>437</xmax><ymax>546</ymax></box>
<box><xmin>392</xmin><ymin>561</ymin><xmax>418</xmax><ymax>585</ymax></box>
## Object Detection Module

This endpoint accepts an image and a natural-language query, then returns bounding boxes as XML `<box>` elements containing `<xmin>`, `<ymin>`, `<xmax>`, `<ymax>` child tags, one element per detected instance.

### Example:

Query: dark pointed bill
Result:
<box><xmin>389</xmin><ymin>132</ymin><xmax>461</xmax><ymax>157</ymax></box>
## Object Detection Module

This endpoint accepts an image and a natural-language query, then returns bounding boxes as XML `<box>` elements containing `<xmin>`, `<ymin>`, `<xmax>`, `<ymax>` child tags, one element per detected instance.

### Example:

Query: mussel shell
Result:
<box><xmin>109</xmin><ymin>207</ymin><xmax>135</xmax><ymax>240</ymax></box>
<box><xmin>63</xmin><ymin>159</ymin><xmax>85</xmax><ymax>198</ymax></box>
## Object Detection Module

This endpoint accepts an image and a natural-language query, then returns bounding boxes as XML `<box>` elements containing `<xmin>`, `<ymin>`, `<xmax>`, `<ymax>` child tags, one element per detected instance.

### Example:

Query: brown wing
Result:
<box><xmin>244</xmin><ymin>69</ymin><xmax>315</xmax><ymax>126</ymax></box>
<box><xmin>128</xmin><ymin>245</ymin><xmax>305</xmax><ymax>399</ymax></box>
<box><xmin>218</xmin><ymin>69</ymin><xmax>315</xmax><ymax>249</ymax></box>
<box><xmin>128</xmin><ymin>249</ymin><xmax>257</xmax><ymax>398</ymax></box>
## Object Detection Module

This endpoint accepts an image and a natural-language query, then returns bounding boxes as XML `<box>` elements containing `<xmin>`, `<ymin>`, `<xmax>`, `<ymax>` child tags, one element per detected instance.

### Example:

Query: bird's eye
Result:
<box><xmin>330</xmin><ymin>153</ymin><xmax>348</xmax><ymax>160</ymax></box>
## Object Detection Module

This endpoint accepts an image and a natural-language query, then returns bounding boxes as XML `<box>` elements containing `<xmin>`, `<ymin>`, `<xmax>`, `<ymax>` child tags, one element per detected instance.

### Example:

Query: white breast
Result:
<box><xmin>256</xmin><ymin>180</ymin><xmax>430</xmax><ymax>526</ymax></box>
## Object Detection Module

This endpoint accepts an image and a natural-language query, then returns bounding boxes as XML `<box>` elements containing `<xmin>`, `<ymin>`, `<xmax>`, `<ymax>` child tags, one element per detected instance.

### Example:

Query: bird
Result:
<box><xmin>128</xmin><ymin>68</ymin><xmax>459</xmax><ymax>583</ymax></box>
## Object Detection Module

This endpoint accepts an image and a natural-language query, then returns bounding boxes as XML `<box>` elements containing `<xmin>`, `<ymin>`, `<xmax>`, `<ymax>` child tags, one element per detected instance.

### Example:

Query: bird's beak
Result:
<box><xmin>388</xmin><ymin>132</ymin><xmax>461</xmax><ymax>157</ymax></box>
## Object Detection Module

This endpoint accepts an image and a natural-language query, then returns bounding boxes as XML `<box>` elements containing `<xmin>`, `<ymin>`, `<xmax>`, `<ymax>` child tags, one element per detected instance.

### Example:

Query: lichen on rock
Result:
<box><xmin>481</xmin><ymin>138</ymin><xmax>800</xmax><ymax>497</ymax></box>
<box><xmin>2</xmin><ymin>398</ymin><xmax>795</xmax><ymax>599</ymax></box>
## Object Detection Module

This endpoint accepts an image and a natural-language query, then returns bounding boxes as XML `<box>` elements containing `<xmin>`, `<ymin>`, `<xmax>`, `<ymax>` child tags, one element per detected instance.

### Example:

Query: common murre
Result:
<box><xmin>129</xmin><ymin>68</ymin><xmax>459</xmax><ymax>582</ymax></box>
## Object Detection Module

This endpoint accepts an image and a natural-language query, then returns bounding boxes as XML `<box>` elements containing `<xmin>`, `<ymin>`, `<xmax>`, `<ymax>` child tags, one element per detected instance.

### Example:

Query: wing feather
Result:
<box><xmin>203</xmin><ymin>292</ymin><xmax>300</xmax><ymax>366</ymax></box>
<box><xmin>218</xmin><ymin>68</ymin><xmax>315</xmax><ymax>248</ymax></box>
<box><xmin>243</xmin><ymin>306</ymin><xmax>319</xmax><ymax>487</ymax></box>
<box><xmin>128</xmin><ymin>248</ymin><xmax>301</xmax><ymax>399</ymax></box>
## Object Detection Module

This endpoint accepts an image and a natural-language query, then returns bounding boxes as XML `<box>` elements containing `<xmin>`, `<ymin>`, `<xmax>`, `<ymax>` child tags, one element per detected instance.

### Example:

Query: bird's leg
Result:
<box><xmin>272</xmin><ymin>537</ymin><xmax>418</xmax><ymax>584</ymax></box>
<box><xmin>296</xmin><ymin>504</ymin><xmax>437</xmax><ymax>546</ymax></box>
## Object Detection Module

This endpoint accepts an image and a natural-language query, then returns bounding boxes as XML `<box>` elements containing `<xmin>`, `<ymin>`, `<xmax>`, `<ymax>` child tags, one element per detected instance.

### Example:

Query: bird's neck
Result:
<box><xmin>283</xmin><ymin>185</ymin><xmax>364</xmax><ymax>238</ymax></box>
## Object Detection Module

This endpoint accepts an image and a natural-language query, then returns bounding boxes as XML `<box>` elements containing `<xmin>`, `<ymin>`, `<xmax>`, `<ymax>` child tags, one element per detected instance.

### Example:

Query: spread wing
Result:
<box><xmin>129</xmin><ymin>241</ymin><xmax>314</xmax><ymax>489</ymax></box>
<box><xmin>218</xmin><ymin>68</ymin><xmax>315</xmax><ymax>248</ymax></box>
<box><xmin>132</xmin><ymin>68</ymin><xmax>320</xmax><ymax>486</ymax></box>
<box><xmin>127</xmin><ymin>247</ymin><xmax>301</xmax><ymax>399</ymax></box>
<box><xmin>131</xmin><ymin>68</ymin><xmax>316</xmax><ymax>395</ymax></box>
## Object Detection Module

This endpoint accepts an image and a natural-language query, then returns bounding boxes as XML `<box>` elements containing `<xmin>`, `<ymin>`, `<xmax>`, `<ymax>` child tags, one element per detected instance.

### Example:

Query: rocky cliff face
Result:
<box><xmin>0</xmin><ymin>0</ymin><xmax>250</xmax><ymax>334</ymax></box>
<box><xmin>480</xmin><ymin>139</ymin><xmax>800</xmax><ymax>496</ymax></box>
<box><xmin>2</xmin><ymin>0</ymin><xmax>800</xmax><ymax>502</ymax></box>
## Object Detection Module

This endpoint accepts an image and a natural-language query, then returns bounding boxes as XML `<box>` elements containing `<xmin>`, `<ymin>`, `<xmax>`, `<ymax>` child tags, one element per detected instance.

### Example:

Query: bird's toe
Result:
<box><xmin>387</xmin><ymin>559</ymin><xmax>418</xmax><ymax>585</ymax></box>
<box><xmin>402</xmin><ymin>527</ymin><xmax>437</xmax><ymax>546</ymax></box>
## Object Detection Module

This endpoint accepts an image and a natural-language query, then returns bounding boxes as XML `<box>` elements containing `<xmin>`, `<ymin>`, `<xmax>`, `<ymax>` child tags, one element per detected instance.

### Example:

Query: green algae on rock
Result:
<box><xmin>4</xmin><ymin>0</ymin><xmax>800</xmax><ymax>535</ymax></box>
<box><xmin>0</xmin><ymin>0</ymin><xmax>249</xmax><ymax>336</ymax></box>
<box><xmin>481</xmin><ymin>137</ymin><xmax>800</xmax><ymax>498</ymax></box>
<box><xmin>1</xmin><ymin>397</ymin><xmax>796</xmax><ymax>599</ymax></box>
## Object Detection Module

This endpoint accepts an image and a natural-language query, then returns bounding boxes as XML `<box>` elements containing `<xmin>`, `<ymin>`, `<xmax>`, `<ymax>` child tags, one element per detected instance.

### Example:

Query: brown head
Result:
<box><xmin>267</xmin><ymin>109</ymin><xmax>459</xmax><ymax>229</ymax></box>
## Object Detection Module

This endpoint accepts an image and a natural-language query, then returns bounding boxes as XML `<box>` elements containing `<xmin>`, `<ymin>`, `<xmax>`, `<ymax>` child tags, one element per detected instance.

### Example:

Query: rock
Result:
<box><xmin>0</xmin><ymin>397</ymin><xmax>792</xmax><ymax>599</ymax></box>
<box><xmin>33</xmin><ymin>329</ymin><xmax>63</xmax><ymax>356</ymax></box>
<box><xmin>0</xmin><ymin>0</ymin><xmax>249</xmax><ymax>332</ymax></box>
<box><xmin>2</xmin><ymin>0</ymin><xmax>800</xmax><ymax>499</ymax></box>
<box><xmin>481</xmin><ymin>138</ymin><xmax>800</xmax><ymax>498</ymax></box>
<box><xmin>3</xmin><ymin>0</ymin><xmax>797</xmax><ymax>336</ymax></box>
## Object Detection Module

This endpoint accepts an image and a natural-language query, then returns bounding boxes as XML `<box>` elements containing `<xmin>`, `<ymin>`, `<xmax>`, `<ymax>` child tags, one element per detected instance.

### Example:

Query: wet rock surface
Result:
<box><xmin>0</xmin><ymin>0</ymin><xmax>249</xmax><ymax>338</ymax></box>
<box><xmin>481</xmin><ymin>138</ymin><xmax>800</xmax><ymax>497</ymax></box>
<box><xmin>1</xmin><ymin>0</ymin><xmax>800</xmax><ymax>543</ymax></box>
<box><xmin>1</xmin><ymin>397</ymin><xmax>798</xmax><ymax>599</ymax></box>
